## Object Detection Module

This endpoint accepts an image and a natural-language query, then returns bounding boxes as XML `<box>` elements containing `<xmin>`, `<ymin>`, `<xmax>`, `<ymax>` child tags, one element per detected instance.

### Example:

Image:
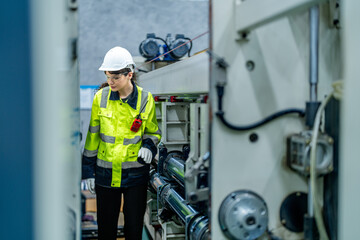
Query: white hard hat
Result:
<box><xmin>99</xmin><ymin>46</ymin><xmax>135</xmax><ymax>72</ymax></box>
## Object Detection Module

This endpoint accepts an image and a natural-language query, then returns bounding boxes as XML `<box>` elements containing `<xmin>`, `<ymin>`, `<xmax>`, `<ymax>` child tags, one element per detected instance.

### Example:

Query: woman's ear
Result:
<box><xmin>128</xmin><ymin>71</ymin><xmax>133</xmax><ymax>79</ymax></box>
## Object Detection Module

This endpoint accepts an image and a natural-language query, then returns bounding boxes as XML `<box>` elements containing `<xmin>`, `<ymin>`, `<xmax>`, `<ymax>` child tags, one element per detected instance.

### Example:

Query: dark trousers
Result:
<box><xmin>95</xmin><ymin>184</ymin><xmax>148</xmax><ymax>240</ymax></box>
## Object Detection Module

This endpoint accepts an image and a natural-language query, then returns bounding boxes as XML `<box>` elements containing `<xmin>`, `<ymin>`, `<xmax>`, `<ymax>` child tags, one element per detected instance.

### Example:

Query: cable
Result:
<box><xmin>155</xmin><ymin>36</ymin><xmax>170</xmax><ymax>52</ymax></box>
<box><xmin>137</xmin><ymin>69</ymin><xmax>149</xmax><ymax>73</ymax></box>
<box><xmin>216</xmin><ymin>109</ymin><xmax>305</xmax><ymax>131</ymax></box>
<box><xmin>216</xmin><ymin>85</ymin><xmax>305</xmax><ymax>131</ymax></box>
<box><xmin>309</xmin><ymin>80</ymin><xmax>342</xmax><ymax>240</ymax></box>
<box><xmin>310</xmin><ymin>93</ymin><xmax>333</xmax><ymax>240</ymax></box>
<box><xmin>332</xmin><ymin>80</ymin><xmax>343</xmax><ymax>100</ymax></box>
<box><xmin>184</xmin><ymin>37</ymin><xmax>193</xmax><ymax>57</ymax></box>
<box><xmin>155</xmin><ymin>36</ymin><xmax>169</xmax><ymax>47</ymax></box>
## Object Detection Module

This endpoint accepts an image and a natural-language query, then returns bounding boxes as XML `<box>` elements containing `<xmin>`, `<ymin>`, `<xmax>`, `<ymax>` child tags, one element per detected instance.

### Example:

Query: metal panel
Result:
<box><xmin>211</xmin><ymin>0</ymin><xmax>340</xmax><ymax>239</ymax></box>
<box><xmin>138</xmin><ymin>53</ymin><xmax>209</xmax><ymax>95</ymax></box>
<box><xmin>235</xmin><ymin>0</ymin><xmax>326</xmax><ymax>35</ymax></box>
<box><xmin>0</xmin><ymin>0</ymin><xmax>33</xmax><ymax>239</ymax></box>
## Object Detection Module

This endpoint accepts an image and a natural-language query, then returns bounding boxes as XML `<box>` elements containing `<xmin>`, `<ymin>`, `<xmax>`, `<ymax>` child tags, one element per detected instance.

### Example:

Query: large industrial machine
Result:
<box><xmin>2</xmin><ymin>0</ymin><xmax>359</xmax><ymax>240</ymax></box>
<box><xmin>138</xmin><ymin>1</ymin><xmax>359</xmax><ymax>239</ymax></box>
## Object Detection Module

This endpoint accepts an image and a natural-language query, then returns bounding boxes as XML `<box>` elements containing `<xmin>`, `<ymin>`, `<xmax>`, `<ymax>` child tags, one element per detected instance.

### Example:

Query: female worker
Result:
<box><xmin>82</xmin><ymin>46</ymin><xmax>161</xmax><ymax>240</ymax></box>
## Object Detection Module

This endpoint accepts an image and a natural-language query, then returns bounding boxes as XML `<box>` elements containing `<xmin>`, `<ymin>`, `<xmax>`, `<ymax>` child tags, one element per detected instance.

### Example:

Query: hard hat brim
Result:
<box><xmin>99</xmin><ymin>64</ymin><xmax>136</xmax><ymax>72</ymax></box>
<box><xmin>98</xmin><ymin>66</ymin><xmax>122</xmax><ymax>71</ymax></box>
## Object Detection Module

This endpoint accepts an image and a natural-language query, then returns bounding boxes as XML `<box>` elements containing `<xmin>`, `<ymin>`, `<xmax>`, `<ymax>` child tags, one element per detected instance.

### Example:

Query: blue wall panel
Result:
<box><xmin>0</xmin><ymin>0</ymin><xmax>33</xmax><ymax>239</ymax></box>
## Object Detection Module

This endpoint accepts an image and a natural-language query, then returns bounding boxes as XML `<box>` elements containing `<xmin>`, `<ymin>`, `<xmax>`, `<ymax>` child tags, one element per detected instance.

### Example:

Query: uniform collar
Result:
<box><xmin>109</xmin><ymin>81</ymin><xmax>138</xmax><ymax>110</ymax></box>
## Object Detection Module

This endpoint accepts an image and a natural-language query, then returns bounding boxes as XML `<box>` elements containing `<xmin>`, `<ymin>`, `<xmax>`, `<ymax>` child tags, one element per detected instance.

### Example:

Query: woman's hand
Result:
<box><xmin>138</xmin><ymin>147</ymin><xmax>153</xmax><ymax>164</ymax></box>
<box><xmin>86</xmin><ymin>178</ymin><xmax>95</xmax><ymax>194</ymax></box>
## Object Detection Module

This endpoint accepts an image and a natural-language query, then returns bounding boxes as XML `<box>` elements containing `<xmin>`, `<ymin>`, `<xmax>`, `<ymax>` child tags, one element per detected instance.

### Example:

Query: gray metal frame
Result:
<box><xmin>235</xmin><ymin>0</ymin><xmax>326</xmax><ymax>36</ymax></box>
<box><xmin>138</xmin><ymin>53</ymin><xmax>209</xmax><ymax>95</ymax></box>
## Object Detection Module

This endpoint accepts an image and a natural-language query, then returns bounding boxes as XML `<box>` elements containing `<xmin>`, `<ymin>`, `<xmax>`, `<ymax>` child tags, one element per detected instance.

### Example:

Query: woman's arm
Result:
<box><xmin>142</xmin><ymin>93</ymin><xmax>161</xmax><ymax>159</ymax></box>
<box><xmin>82</xmin><ymin>91</ymin><xmax>102</xmax><ymax>179</ymax></box>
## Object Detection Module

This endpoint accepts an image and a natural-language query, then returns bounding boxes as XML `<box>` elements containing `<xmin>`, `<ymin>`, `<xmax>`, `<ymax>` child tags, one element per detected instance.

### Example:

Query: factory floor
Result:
<box><xmin>82</xmin><ymin>212</ymin><xmax>150</xmax><ymax>240</ymax></box>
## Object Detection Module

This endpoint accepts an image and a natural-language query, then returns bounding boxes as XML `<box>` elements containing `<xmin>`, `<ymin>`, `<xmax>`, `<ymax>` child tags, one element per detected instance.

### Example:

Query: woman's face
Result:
<box><xmin>105</xmin><ymin>71</ymin><xmax>133</xmax><ymax>92</ymax></box>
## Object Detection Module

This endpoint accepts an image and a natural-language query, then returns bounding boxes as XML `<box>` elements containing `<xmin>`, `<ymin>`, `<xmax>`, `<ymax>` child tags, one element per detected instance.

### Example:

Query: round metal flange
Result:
<box><xmin>218</xmin><ymin>190</ymin><xmax>268</xmax><ymax>240</ymax></box>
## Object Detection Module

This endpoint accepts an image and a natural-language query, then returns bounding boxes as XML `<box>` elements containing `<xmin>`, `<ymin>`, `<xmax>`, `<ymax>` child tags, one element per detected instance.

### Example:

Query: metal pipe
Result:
<box><xmin>150</xmin><ymin>170</ymin><xmax>168</xmax><ymax>191</ymax></box>
<box><xmin>309</xmin><ymin>5</ymin><xmax>319</xmax><ymax>101</ymax></box>
<box><xmin>165</xmin><ymin>156</ymin><xmax>185</xmax><ymax>187</ymax></box>
<box><xmin>150</xmin><ymin>171</ymin><xmax>195</xmax><ymax>222</ymax></box>
<box><xmin>150</xmin><ymin>171</ymin><xmax>209</xmax><ymax>240</ymax></box>
<box><xmin>162</xmin><ymin>184</ymin><xmax>197</xmax><ymax>222</ymax></box>
<box><xmin>307</xmin><ymin>5</ymin><xmax>319</xmax><ymax>225</ymax></box>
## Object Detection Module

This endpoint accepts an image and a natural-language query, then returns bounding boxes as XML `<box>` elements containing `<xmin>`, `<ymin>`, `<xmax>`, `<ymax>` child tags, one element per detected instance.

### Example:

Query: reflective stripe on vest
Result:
<box><xmin>84</xmin><ymin>149</ymin><xmax>98</xmax><ymax>157</ymax></box>
<box><xmin>97</xmin><ymin>158</ymin><xmax>112</xmax><ymax>168</ymax></box>
<box><xmin>100</xmin><ymin>87</ymin><xmax>110</xmax><ymax>108</ymax></box>
<box><xmin>100</xmin><ymin>133</ymin><xmax>116</xmax><ymax>144</ymax></box>
<box><xmin>89</xmin><ymin>125</ymin><xmax>100</xmax><ymax>133</ymax></box>
<box><xmin>140</xmin><ymin>90</ymin><xmax>148</xmax><ymax>113</ymax></box>
<box><xmin>123</xmin><ymin>136</ymin><xmax>141</xmax><ymax>145</ymax></box>
<box><xmin>145</xmin><ymin>129</ymin><xmax>161</xmax><ymax>135</ymax></box>
<box><xmin>122</xmin><ymin>161</ymin><xmax>145</xmax><ymax>169</ymax></box>
<box><xmin>97</xmin><ymin>158</ymin><xmax>145</xmax><ymax>169</ymax></box>
<box><xmin>142</xmin><ymin>134</ymin><xmax>160</xmax><ymax>145</ymax></box>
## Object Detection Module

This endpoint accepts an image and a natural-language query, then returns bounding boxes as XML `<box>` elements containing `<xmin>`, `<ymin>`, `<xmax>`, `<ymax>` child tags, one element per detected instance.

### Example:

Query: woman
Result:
<box><xmin>82</xmin><ymin>46</ymin><xmax>161</xmax><ymax>240</ymax></box>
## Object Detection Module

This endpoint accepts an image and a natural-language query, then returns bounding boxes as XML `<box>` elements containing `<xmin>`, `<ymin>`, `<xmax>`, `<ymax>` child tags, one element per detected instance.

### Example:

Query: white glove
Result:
<box><xmin>86</xmin><ymin>178</ymin><xmax>95</xmax><ymax>194</ymax></box>
<box><xmin>138</xmin><ymin>147</ymin><xmax>153</xmax><ymax>164</ymax></box>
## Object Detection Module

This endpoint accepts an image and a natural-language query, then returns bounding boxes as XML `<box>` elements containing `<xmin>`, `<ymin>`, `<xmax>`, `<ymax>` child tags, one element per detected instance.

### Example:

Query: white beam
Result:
<box><xmin>235</xmin><ymin>0</ymin><xmax>326</xmax><ymax>35</ymax></box>
<box><xmin>138</xmin><ymin>53</ymin><xmax>209</xmax><ymax>95</ymax></box>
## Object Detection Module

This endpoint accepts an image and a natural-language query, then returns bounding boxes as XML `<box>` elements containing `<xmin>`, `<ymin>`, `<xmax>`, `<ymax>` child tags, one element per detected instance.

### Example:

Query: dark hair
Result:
<box><xmin>108</xmin><ymin>68</ymin><xmax>131</xmax><ymax>75</ymax></box>
<box><xmin>98</xmin><ymin>82</ymin><xmax>109</xmax><ymax>90</ymax></box>
<box><xmin>98</xmin><ymin>69</ymin><xmax>137</xmax><ymax>90</ymax></box>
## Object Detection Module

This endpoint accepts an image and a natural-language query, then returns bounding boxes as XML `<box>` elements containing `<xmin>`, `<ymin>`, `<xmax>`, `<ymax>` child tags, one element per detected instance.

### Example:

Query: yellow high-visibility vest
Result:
<box><xmin>83</xmin><ymin>84</ymin><xmax>161</xmax><ymax>187</ymax></box>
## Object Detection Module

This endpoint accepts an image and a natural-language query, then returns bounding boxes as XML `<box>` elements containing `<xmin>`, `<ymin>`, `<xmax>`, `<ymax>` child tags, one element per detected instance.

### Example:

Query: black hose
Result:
<box><xmin>184</xmin><ymin>37</ymin><xmax>193</xmax><ymax>57</ymax></box>
<box><xmin>216</xmin><ymin>85</ymin><xmax>305</xmax><ymax>131</ymax></box>
<box><xmin>137</xmin><ymin>68</ymin><xmax>149</xmax><ymax>73</ymax></box>
<box><xmin>155</xmin><ymin>37</ymin><xmax>170</xmax><ymax>51</ymax></box>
